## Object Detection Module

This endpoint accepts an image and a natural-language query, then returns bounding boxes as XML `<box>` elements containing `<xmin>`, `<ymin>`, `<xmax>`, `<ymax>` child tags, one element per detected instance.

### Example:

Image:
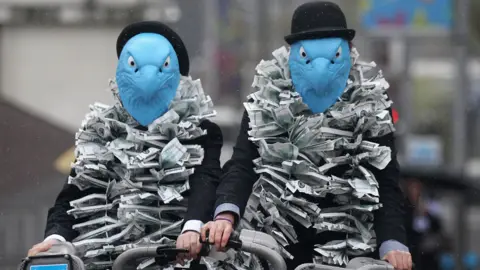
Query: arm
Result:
<box><xmin>44</xmin><ymin>170</ymin><xmax>103</xmax><ymax>242</ymax></box>
<box><xmin>182</xmin><ymin>120</ymin><xmax>223</xmax><ymax>233</ymax></box>
<box><xmin>213</xmin><ymin>110</ymin><xmax>260</xmax><ymax>224</ymax></box>
<box><xmin>366</xmin><ymin>129</ymin><xmax>409</xmax><ymax>258</ymax></box>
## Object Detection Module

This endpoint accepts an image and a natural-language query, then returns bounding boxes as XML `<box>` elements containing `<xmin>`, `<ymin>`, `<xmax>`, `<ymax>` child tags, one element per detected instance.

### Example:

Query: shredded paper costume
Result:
<box><xmin>67</xmin><ymin>77</ymin><xmax>215</xmax><ymax>269</ymax></box>
<box><xmin>237</xmin><ymin>46</ymin><xmax>395</xmax><ymax>266</ymax></box>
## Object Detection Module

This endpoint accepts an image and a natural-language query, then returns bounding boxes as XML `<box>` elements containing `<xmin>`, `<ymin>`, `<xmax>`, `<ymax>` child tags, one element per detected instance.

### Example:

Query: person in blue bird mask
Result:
<box><xmin>202</xmin><ymin>2</ymin><xmax>412</xmax><ymax>270</ymax></box>
<box><xmin>28</xmin><ymin>21</ymin><xmax>223</xmax><ymax>268</ymax></box>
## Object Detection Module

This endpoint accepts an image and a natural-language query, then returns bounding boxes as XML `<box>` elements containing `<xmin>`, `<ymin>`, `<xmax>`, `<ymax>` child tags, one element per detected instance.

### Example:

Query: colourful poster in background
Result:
<box><xmin>360</xmin><ymin>0</ymin><xmax>452</xmax><ymax>31</ymax></box>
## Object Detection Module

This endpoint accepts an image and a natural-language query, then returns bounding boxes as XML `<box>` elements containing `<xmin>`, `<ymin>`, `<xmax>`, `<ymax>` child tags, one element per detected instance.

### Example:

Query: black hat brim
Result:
<box><xmin>116</xmin><ymin>21</ymin><xmax>189</xmax><ymax>76</ymax></box>
<box><xmin>284</xmin><ymin>28</ymin><xmax>355</xmax><ymax>45</ymax></box>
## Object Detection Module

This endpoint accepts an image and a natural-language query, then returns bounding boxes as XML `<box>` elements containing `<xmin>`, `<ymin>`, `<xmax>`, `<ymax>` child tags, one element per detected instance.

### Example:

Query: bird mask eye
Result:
<box><xmin>299</xmin><ymin>46</ymin><xmax>311</xmax><ymax>64</ymax></box>
<box><xmin>335</xmin><ymin>46</ymin><xmax>342</xmax><ymax>59</ymax></box>
<box><xmin>163</xmin><ymin>56</ymin><xmax>170</xmax><ymax>68</ymax></box>
<box><xmin>128</xmin><ymin>56</ymin><xmax>136</xmax><ymax>67</ymax></box>
<box><xmin>299</xmin><ymin>46</ymin><xmax>307</xmax><ymax>58</ymax></box>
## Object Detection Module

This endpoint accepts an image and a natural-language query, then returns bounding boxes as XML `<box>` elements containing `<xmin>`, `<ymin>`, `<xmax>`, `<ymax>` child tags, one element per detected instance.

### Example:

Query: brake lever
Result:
<box><xmin>199</xmin><ymin>229</ymin><xmax>210</xmax><ymax>245</ymax></box>
<box><xmin>199</xmin><ymin>229</ymin><xmax>242</xmax><ymax>250</ymax></box>
<box><xmin>198</xmin><ymin>230</ymin><xmax>211</xmax><ymax>257</ymax></box>
<box><xmin>225</xmin><ymin>231</ymin><xmax>242</xmax><ymax>249</ymax></box>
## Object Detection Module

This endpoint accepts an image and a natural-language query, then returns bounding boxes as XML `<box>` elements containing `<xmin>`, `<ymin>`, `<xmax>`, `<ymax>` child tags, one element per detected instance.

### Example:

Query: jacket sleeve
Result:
<box><xmin>214</xmin><ymin>110</ymin><xmax>260</xmax><ymax>222</ymax></box>
<box><xmin>44</xmin><ymin>170</ymin><xmax>103</xmax><ymax>242</ymax></box>
<box><xmin>367</xmin><ymin>121</ymin><xmax>407</xmax><ymax>248</ymax></box>
<box><xmin>183</xmin><ymin>120</ymin><xmax>223</xmax><ymax>223</ymax></box>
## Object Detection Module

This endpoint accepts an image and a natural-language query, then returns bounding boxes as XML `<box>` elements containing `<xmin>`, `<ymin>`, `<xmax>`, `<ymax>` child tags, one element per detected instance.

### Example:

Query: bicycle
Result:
<box><xmin>18</xmin><ymin>229</ymin><xmax>394</xmax><ymax>270</ymax></box>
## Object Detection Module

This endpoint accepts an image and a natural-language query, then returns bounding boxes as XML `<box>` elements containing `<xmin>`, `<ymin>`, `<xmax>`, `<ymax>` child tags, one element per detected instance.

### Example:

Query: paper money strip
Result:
<box><xmin>67</xmin><ymin>76</ymin><xmax>216</xmax><ymax>270</ymax></box>
<box><xmin>239</xmin><ymin>46</ymin><xmax>395</xmax><ymax>266</ymax></box>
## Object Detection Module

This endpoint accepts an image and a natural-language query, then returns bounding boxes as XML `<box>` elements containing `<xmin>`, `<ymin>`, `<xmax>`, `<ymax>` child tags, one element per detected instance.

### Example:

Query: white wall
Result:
<box><xmin>0</xmin><ymin>26</ymin><xmax>122</xmax><ymax>132</ymax></box>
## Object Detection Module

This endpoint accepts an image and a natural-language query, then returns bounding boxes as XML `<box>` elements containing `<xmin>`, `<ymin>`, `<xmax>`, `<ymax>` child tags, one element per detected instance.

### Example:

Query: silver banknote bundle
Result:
<box><xmin>239</xmin><ymin>46</ymin><xmax>395</xmax><ymax>266</ymax></box>
<box><xmin>67</xmin><ymin>76</ymin><xmax>216</xmax><ymax>269</ymax></box>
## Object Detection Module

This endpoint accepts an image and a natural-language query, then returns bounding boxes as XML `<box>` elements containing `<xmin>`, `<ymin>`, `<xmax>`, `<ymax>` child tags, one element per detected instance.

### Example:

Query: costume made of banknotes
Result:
<box><xmin>42</xmin><ymin>21</ymin><xmax>223</xmax><ymax>270</ymax></box>
<box><xmin>213</xmin><ymin>2</ymin><xmax>408</xmax><ymax>269</ymax></box>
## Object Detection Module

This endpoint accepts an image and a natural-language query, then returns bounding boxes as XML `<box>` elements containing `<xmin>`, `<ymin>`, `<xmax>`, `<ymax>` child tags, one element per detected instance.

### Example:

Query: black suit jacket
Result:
<box><xmin>45</xmin><ymin>120</ymin><xmax>223</xmax><ymax>241</ymax></box>
<box><xmin>215</xmin><ymin>110</ymin><xmax>406</xmax><ymax>248</ymax></box>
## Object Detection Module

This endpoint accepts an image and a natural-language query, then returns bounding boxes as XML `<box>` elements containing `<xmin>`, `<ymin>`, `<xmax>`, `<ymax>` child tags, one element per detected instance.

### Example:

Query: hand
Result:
<box><xmin>383</xmin><ymin>250</ymin><xmax>412</xmax><ymax>270</ymax></box>
<box><xmin>176</xmin><ymin>231</ymin><xmax>201</xmax><ymax>265</ymax></box>
<box><xmin>27</xmin><ymin>239</ymin><xmax>59</xmax><ymax>257</ymax></box>
<box><xmin>200</xmin><ymin>213</ymin><xmax>234</xmax><ymax>251</ymax></box>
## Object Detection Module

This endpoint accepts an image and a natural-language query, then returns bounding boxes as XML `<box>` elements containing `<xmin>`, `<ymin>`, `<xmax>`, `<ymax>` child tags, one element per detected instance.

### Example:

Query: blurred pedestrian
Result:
<box><xmin>403</xmin><ymin>177</ymin><xmax>450</xmax><ymax>270</ymax></box>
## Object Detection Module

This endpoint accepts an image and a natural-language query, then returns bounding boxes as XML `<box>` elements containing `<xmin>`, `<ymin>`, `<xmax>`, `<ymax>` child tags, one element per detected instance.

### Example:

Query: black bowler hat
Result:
<box><xmin>116</xmin><ymin>21</ymin><xmax>190</xmax><ymax>76</ymax></box>
<box><xmin>284</xmin><ymin>1</ymin><xmax>355</xmax><ymax>45</ymax></box>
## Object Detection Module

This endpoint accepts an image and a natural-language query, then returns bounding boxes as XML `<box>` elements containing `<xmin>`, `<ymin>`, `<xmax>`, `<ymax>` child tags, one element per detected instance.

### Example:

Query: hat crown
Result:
<box><xmin>290</xmin><ymin>1</ymin><xmax>348</xmax><ymax>34</ymax></box>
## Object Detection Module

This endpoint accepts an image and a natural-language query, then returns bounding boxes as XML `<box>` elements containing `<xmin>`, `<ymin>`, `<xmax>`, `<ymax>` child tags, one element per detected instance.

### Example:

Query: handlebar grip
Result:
<box><xmin>199</xmin><ymin>228</ymin><xmax>242</xmax><ymax>249</ymax></box>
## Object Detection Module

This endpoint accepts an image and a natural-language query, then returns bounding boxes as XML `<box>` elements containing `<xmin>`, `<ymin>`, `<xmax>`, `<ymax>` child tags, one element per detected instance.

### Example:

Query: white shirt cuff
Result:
<box><xmin>181</xmin><ymin>220</ymin><xmax>203</xmax><ymax>234</ymax></box>
<box><xmin>44</xmin><ymin>234</ymin><xmax>66</xmax><ymax>243</ymax></box>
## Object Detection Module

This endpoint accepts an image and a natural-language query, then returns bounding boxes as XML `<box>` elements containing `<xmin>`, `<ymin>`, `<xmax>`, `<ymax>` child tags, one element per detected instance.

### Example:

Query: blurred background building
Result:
<box><xmin>1</xmin><ymin>0</ymin><xmax>480</xmax><ymax>269</ymax></box>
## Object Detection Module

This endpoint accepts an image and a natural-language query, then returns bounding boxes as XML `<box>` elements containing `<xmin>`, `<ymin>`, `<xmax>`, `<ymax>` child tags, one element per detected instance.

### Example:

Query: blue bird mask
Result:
<box><xmin>116</xmin><ymin>33</ymin><xmax>180</xmax><ymax>126</ymax></box>
<box><xmin>289</xmin><ymin>38</ymin><xmax>351</xmax><ymax>114</ymax></box>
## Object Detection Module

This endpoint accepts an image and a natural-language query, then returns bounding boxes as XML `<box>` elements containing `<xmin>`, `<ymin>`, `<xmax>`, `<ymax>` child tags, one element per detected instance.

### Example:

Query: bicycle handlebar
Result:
<box><xmin>24</xmin><ymin>233</ymin><xmax>399</xmax><ymax>270</ymax></box>
<box><xmin>110</xmin><ymin>229</ymin><xmax>287</xmax><ymax>270</ymax></box>
<box><xmin>236</xmin><ymin>230</ymin><xmax>287</xmax><ymax>270</ymax></box>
